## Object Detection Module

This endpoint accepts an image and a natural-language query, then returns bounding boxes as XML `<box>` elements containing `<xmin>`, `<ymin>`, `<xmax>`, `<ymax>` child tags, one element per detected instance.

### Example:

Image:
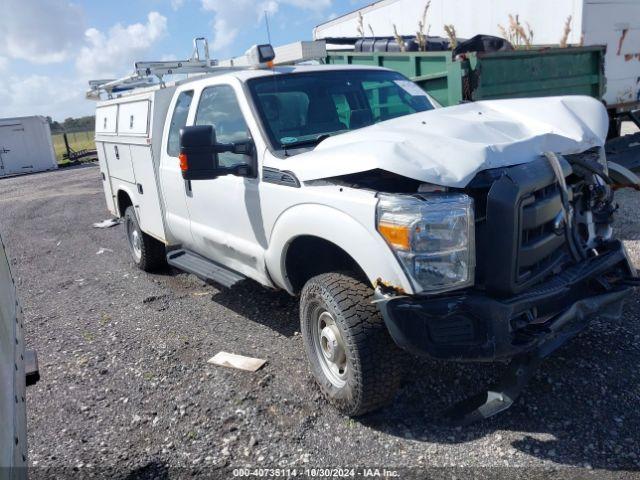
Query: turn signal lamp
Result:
<box><xmin>378</xmin><ymin>222</ymin><xmax>411</xmax><ymax>251</ymax></box>
<box><xmin>179</xmin><ymin>153</ymin><xmax>188</xmax><ymax>172</ymax></box>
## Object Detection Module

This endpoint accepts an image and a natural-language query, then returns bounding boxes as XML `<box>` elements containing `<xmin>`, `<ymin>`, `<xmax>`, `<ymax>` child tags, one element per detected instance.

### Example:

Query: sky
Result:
<box><xmin>0</xmin><ymin>0</ymin><xmax>370</xmax><ymax>121</ymax></box>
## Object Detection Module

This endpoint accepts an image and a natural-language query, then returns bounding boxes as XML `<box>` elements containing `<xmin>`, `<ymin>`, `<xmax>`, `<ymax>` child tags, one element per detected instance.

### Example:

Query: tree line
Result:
<box><xmin>47</xmin><ymin>115</ymin><xmax>95</xmax><ymax>134</ymax></box>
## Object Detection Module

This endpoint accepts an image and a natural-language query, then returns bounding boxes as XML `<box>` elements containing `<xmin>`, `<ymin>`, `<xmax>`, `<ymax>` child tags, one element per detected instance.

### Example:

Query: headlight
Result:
<box><xmin>377</xmin><ymin>193</ymin><xmax>475</xmax><ymax>293</ymax></box>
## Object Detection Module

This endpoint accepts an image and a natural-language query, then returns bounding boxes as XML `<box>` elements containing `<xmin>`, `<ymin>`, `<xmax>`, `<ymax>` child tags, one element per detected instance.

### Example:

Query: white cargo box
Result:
<box><xmin>95</xmin><ymin>87</ymin><xmax>176</xmax><ymax>243</ymax></box>
<box><xmin>0</xmin><ymin>116</ymin><xmax>57</xmax><ymax>177</ymax></box>
<box><xmin>314</xmin><ymin>0</ymin><xmax>640</xmax><ymax>110</ymax></box>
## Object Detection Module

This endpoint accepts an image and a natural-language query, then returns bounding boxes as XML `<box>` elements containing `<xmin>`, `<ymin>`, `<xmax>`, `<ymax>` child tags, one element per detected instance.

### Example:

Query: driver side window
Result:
<box><xmin>195</xmin><ymin>85</ymin><xmax>251</xmax><ymax>168</ymax></box>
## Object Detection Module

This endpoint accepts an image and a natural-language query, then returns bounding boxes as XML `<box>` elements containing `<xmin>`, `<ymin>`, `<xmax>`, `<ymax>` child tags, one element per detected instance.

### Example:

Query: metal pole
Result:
<box><xmin>63</xmin><ymin>133</ymin><xmax>71</xmax><ymax>159</ymax></box>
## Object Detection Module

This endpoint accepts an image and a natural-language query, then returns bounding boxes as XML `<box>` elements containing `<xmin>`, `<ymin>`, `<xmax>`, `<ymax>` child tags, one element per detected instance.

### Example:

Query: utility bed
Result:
<box><xmin>95</xmin><ymin>87</ymin><xmax>176</xmax><ymax>243</ymax></box>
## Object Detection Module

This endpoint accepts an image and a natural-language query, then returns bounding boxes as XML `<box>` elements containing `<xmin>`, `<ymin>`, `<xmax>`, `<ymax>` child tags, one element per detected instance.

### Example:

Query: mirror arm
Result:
<box><xmin>212</xmin><ymin>140</ymin><xmax>254</xmax><ymax>156</ymax></box>
<box><xmin>212</xmin><ymin>163</ymin><xmax>252</xmax><ymax>177</ymax></box>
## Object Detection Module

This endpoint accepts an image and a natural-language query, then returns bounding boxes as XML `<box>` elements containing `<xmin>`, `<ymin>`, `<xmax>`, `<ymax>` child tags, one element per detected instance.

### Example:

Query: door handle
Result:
<box><xmin>114</xmin><ymin>145</ymin><xmax>119</xmax><ymax>160</ymax></box>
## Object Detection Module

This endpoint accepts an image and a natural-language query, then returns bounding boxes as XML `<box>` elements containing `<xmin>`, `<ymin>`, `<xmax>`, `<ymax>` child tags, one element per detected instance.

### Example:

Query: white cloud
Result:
<box><xmin>0</xmin><ymin>11</ymin><xmax>169</xmax><ymax>120</ymax></box>
<box><xmin>0</xmin><ymin>0</ymin><xmax>85</xmax><ymax>64</ymax></box>
<box><xmin>201</xmin><ymin>0</ymin><xmax>331</xmax><ymax>52</ymax></box>
<box><xmin>0</xmin><ymin>74</ymin><xmax>90</xmax><ymax>119</ymax></box>
<box><xmin>76</xmin><ymin>12</ymin><xmax>168</xmax><ymax>78</ymax></box>
<box><xmin>171</xmin><ymin>0</ymin><xmax>186</xmax><ymax>10</ymax></box>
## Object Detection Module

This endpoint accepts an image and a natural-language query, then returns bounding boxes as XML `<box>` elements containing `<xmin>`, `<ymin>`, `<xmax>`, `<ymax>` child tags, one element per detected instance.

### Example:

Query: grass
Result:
<box><xmin>51</xmin><ymin>131</ymin><xmax>95</xmax><ymax>164</ymax></box>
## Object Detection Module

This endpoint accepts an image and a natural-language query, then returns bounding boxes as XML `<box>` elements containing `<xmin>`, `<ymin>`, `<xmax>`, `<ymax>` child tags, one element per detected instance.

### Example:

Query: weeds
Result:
<box><xmin>498</xmin><ymin>14</ymin><xmax>534</xmax><ymax>48</ymax></box>
<box><xmin>416</xmin><ymin>1</ymin><xmax>431</xmax><ymax>51</ymax></box>
<box><xmin>444</xmin><ymin>24</ymin><xmax>457</xmax><ymax>50</ymax></box>
<box><xmin>356</xmin><ymin>11</ymin><xmax>365</xmax><ymax>38</ymax></box>
<box><xmin>393</xmin><ymin>24</ymin><xmax>406</xmax><ymax>52</ymax></box>
<box><xmin>559</xmin><ymin>15</ymin><xmax>572</xmax><ymax>48</ymax></box>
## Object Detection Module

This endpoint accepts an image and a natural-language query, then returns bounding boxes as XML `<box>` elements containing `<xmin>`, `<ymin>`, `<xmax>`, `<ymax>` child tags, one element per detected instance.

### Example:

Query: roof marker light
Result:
<box><xmin>245</xmin><ymin>44</ymin><xmax>276</xmax><ymax>68</ymax></box>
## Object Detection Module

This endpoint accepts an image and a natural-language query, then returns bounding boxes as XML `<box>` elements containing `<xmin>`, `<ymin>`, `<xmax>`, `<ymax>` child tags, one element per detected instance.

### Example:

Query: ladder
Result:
<box><xmin>86</xmin><ymin>38</ymin><xmax>230</xmax><ymax>100</ymax></box>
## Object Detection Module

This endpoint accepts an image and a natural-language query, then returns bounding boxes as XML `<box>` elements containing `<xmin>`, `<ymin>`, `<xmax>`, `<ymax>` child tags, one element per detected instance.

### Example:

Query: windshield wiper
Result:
<box><xmin>281</xmin><ymin>134</ymin><xmax>331</xmax><ymax>153</ymax></box>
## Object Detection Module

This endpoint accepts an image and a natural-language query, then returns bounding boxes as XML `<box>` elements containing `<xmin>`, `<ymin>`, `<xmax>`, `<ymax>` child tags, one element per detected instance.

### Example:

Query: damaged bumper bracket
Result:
<box><xmin>374</xmin><ymin>240</ymin><xmax>636</xmax><ymax>424</ymax></box>
<box><xmin>441</xmin><ymin>288</ymin><xmax>629</xmax><ymax>425</ymax></box>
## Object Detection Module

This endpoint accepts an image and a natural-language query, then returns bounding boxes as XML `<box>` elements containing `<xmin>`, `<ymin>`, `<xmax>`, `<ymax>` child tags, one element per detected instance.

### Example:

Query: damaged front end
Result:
<box><xmin>372</xmin><ymin>151</ymin><xmax>638</xmax><ymax>423</ymax></box>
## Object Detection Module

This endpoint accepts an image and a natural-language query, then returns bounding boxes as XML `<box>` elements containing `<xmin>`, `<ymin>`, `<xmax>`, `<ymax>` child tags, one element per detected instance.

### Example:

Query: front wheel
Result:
<box><xmin>300</xmin><ymin>272</ymin><xmax>403</xmax><ymax>416</ymax></box>
<box><xmin>124</xmin><ymin>206</ymin><xmax>166</xmax><ymax>272</ymax></box>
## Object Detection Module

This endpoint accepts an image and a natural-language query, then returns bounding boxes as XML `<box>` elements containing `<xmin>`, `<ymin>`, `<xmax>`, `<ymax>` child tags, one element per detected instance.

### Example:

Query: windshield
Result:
<box><xmin>247</xmin><ymin>70</ymin><xmax>435</xmax><ymax>153</ymax></box>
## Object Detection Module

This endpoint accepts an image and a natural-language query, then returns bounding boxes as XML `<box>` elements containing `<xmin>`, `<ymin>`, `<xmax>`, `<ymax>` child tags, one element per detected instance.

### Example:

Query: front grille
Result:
<box><xmin>517</xmin><ymin>182</ymin><xmax>566</xmax><ymax>282</ymax></box>
<box><xmin>470</xmin><ymin>156</ymin><xmax>572</xmax><ymax>296</ymax></box>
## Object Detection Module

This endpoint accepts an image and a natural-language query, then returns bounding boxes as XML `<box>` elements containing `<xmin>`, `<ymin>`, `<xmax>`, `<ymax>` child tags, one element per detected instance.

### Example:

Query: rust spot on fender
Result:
<box><xmin>375</xmin><ymin>278</ymin><xmax>406</xmax><ymax>295</ymax></box>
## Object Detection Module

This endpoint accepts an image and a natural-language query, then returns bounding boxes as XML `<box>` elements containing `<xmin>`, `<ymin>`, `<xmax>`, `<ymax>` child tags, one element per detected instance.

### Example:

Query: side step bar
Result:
<box><xmin>166</xmin><ymin>249</ymin><xmax>246</xmax><ymax>288</ymax></box>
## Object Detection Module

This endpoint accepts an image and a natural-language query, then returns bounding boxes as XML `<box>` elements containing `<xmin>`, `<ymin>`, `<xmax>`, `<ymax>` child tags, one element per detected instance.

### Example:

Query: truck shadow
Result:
<box><xmin>118</xmin><ymin>460</ymin><xmax>169</xmax><ymax>479</ymax></box>
<box><xmin>357</xmin><ymin>304</ymin><xmax>640</xmax><ymax>471</ymax></box>
<box><xmin>208</xmin><ymin>280</ymin><xmax>299</xmax><ymax>338</ymax></box>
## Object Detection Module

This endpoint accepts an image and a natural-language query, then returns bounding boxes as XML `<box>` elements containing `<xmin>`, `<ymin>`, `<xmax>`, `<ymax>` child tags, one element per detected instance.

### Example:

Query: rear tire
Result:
<box><xmin>124</xmin><ymin>206</ymin><xmax>166</xmax><ymax>272</ymax></box>
<box><xmin>300</xmin><ymin>272</ymin><xmax>403</xmax><ymax>416</ymax></box>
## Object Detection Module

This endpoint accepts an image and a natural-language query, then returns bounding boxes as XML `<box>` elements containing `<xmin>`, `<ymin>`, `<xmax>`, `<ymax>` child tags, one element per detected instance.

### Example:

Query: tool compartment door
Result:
<box><xmin>96</xmin><ymin>105</ymin><xmax>118</xmax><ymax>135</ymax></box>
<box><xmin>95</xmin><ymin>141</ymin><xmax>117</xmax><ymax>216</ymax></box>
<box><xmin>130</xmin><ymin>144</ymin><xmax>165</xmax><ymax>241</ymax></box>
<box><xmin>104</xmin><ymin>143</ymin><xmax>135</xmax><ymax>183</ymax></box>
<box><xmin>117</xmin><ymin>101</ymin><xmax>150</xmax><ymax>136</ymax></box>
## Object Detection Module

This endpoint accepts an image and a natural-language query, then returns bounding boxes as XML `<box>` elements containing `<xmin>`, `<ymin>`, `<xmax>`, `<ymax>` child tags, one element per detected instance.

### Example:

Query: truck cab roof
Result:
<box><xmin>228</xmin><ymin>64</ymin><xmax>389</xmax><ymax>81</ymax></box>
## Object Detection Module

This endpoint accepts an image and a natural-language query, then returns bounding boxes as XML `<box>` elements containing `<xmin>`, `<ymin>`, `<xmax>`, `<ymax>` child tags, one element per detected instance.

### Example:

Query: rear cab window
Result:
<box><xmin>194</xmin><ymin>84</ymin><xmax>253</xmax><ymax>168</ymax></box>
<box><xmin>167</xmin><ymin>90</ymin><xmax>194</xmax><ymax>157</ymax></box>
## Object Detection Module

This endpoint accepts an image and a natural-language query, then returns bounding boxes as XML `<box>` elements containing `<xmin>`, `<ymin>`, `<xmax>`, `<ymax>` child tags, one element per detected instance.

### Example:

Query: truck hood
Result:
<box><xmin>276</xmin><ymin>96</ymin><xmax>609</xmax><ymax>188</ymax></box>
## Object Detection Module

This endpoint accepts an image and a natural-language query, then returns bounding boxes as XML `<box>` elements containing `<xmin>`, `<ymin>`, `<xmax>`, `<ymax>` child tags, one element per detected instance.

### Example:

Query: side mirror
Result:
<box><xmin>179</xmin><ymin>125</ymin><xmax>255</xmax><ymax>180</ymax></box>
<box><xmin>179</xmin><ymin>125</ymin><xmax>217</xmax><ymax>180</ymax></box>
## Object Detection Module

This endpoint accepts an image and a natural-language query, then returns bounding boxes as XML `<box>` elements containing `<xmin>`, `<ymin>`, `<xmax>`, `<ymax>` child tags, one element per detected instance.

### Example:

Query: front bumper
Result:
<box><xmin>377</xmin><ymin>240</ymin><xmax>636</xmax><ymax>362</ymax></box>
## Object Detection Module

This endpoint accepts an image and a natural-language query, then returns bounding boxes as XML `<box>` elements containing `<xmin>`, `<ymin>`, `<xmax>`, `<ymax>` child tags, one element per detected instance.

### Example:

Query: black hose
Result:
<box><xmin>545</xmin><ymin>152</ymin><xmax>587</xmax><ymax>261</ymax></box>
<box><xmin>568</xmin><ymin>157</ymin><xmax>613</xmax><ymax>185</ymax></box>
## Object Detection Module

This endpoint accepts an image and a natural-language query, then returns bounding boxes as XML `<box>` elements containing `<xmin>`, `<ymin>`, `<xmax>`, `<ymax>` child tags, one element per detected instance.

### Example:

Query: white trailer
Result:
<box><xmin>0</xmin><ymin>116</ymin><xmax>57</xmax><ymax>177</ymax></box>
<box><xmin>314</xmin><ymin>0</ymin><xmax>640</xmax><ymax>111</ymax></box>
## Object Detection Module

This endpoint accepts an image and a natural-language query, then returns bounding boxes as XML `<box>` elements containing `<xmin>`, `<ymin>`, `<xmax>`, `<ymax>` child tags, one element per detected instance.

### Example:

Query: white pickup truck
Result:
<box><xmin>91</xmin><ymin>44</ymin><xmax>637</xmax><ymax>422</ymax></box>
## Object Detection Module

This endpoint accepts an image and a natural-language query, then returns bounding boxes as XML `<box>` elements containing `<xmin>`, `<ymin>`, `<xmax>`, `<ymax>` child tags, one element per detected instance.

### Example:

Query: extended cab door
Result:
<box><xmin>184</xmin><ymin>81</ymin><xmax>270</xmax><ymax>284</ymax></box>
<box><xmin>159</xmin><ymin>89</ymin><xmax>195</xmax><ymax>246</ymax></box>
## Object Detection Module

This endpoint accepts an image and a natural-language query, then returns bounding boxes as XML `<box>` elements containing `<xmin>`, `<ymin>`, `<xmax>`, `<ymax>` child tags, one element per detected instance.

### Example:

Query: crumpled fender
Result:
<box><xmin>265</xmin><ymin>203</ymin><xmax>413</xmax><ymax>294</ymax></box>
<box><xmin>276</xmin><ymin>95</ymin><xmax>609</xmax><ymax>188</ymax></box>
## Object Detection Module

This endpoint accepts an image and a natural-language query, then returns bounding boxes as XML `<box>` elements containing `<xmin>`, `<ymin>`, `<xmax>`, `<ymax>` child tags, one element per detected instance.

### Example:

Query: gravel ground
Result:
<box><xmin>0</xmin><ymin>164</ymin><xmax>639</xmax><ymax>479</ymax></box>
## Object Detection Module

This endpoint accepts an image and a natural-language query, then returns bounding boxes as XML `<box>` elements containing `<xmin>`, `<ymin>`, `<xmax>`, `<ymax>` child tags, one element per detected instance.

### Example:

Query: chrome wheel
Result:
<box><xmin>313</xmin><ymin>309</ymin><xmax>348</xmax><ymax>388</ymax></box>
<box><xmin>126</xmin><ymin>217</ymin><xmax>142</xmax><ymax>262</ymax></box>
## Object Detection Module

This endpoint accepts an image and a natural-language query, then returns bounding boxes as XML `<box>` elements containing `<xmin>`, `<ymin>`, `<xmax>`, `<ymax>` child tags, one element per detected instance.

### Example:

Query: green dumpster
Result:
<box><xmin>326</xmin><ymin>46</ymin><xmax>605</xmax><ymax>108</ymax></box>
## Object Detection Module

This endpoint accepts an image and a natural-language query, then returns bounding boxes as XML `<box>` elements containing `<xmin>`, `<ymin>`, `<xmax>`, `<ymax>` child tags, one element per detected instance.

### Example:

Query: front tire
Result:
<box><xmin>300</xmin><ymin>272</ymin><xmax>403</xmax><ymax>416</ymax></box>
<box><xmin>124</xmin><ymin>206</ymin><xmax>166</xmax><ymax>272</ymax></box>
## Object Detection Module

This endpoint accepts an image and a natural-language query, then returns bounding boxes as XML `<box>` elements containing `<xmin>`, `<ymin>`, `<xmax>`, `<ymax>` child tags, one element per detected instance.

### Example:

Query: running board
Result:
<box><xmin>166</xmin><ymin>249</ymin><xmax>246</xmax><ymax>288</ymax></box>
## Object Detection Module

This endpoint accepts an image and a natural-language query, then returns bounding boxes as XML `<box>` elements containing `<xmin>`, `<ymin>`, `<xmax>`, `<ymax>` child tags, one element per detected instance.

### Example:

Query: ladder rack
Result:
<box><xmin>86</xmin><ymin>38</ymin><xmax>328</xmax><ymax>100</ymax></box>
<box><xmin>86</xmin><ymin>38</ymin><xmax>226</xmax><ymax>100</ymax></box>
